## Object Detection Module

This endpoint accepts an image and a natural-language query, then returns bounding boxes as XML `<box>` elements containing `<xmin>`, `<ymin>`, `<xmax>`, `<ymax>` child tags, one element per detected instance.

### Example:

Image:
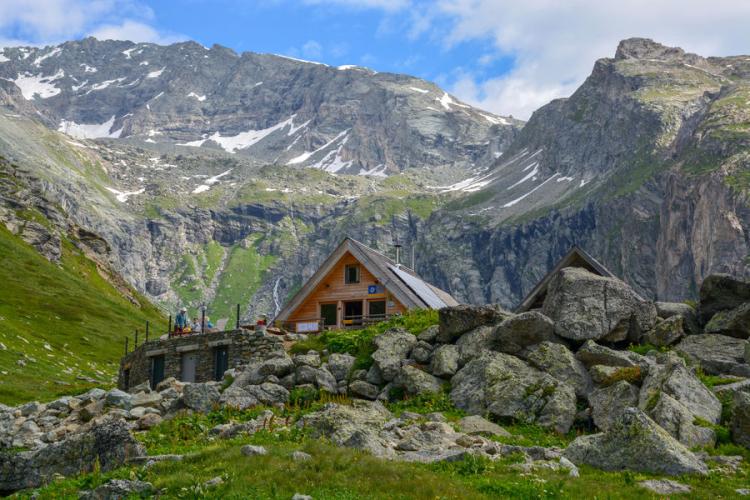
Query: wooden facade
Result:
<box><xmin>287</xmin><ymin>252</ymin><xmax>406</xmax><ymax>330</ymax></box>
<box><xmin>275</xmin><ymin>238</ymin><xmax>459</xmax><ymax>333</ymax></box>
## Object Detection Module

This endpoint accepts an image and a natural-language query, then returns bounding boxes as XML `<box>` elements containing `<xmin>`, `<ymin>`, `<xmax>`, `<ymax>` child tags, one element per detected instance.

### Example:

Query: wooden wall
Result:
<box><xmin>288</xmin><ymin>252</ymin><xmax>406</xmax><ymax>327</ymax></box>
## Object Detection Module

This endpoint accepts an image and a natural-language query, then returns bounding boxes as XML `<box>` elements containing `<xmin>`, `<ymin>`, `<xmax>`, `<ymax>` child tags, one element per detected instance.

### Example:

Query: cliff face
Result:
<box><xmin>0</xmin><ymin>37</ymin><xmax>748</xmax><ymax>315</ymax></box>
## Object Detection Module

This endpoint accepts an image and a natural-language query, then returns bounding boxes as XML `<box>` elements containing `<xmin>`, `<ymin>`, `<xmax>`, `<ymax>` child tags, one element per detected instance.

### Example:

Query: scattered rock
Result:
<box><xmin>451</xmin><ymin>352</ymin><xmax>576</xmax><ymax>433</ymax></box>
<box><xmin>410</xmin><ymin>341</ymin><xmax>434</xmax><ymax>365</ymax></box>
<box><xmin>698</xmin><ymin>274</ymin><xmax>750</xmax><ymax>324</ymax></box>
<box><xmin>731</xmin><ymin>391</ymin><xmax>750</xmax><ymax>448</ymax></box>
<box><xmin>563</xmin><ymin>407</ymin><xmax>708</xmax><ymax>476</ymax></box>
<box><xmin>183</xmin><ymin>383</ymin><xmax>221</xmax><ymax>413</ymax></box>
<box><xmin>259</xmin><ymin>356</ymin><xmax>296</xmax><ymax>378</ymax></box>
<box><xmin>79</xmin><ymin>479</ymin><xmax>154</xmax><ymax>500</ymax></box>
<box><xmin>429</xmin><ymin>345</ymin><xmax>459</xmax><ymax>377</ymax></box>
<box><xmin>204</xmin><ymin>476</ymin><xmax>224</xmax><ymax>488</ymax></box>
<box><xmin>326</xmin><ymin>353</ymin><xmax>355</xmax><ymax>382</ymax></box>
<box><xmin>705</xmin><ymin>303</ymin><xmax>750</xmax><ymax>339</ymax></box>
<box><xmin>291</xmin><ymin>450</ymin><xmax>312</xmax><ymax>461</ymax></box>
<box><xmin>348</xmin><ymin>380</ymin><xmax>380</xmax><ymax>400</ymax></box>
<box><xmin>292</xmin><ymin>494</ymin><xmax>313</xmax><ymax>500</ymax></box>
<box><xmin>455</xmin><ymin>325</ymin><xmax>494</xmax><ymax>367</ymax></box>
<box><xmin>137</xmin><ymin>413</ymin><xmax>162</xmax><ymax>430</ymax></box>
<box><xmin>493</xmin><ymin>311</ymin><xmax>559</xmax><ymax>356</ymax></box>
<box><xmin>542</xmin><ymin>268</ymin><xmax>656</xmax><ymax>342</ymax></box>
<box><xmin>638</xmin><ymin>479</ymin><xmax>691</xmax><ymax>495</ymax></box>
<box><xmin>458</xmin><ymin>415</ymin><xmax>511</xmax><ymax>437</ymax></box>
<box><xmin>241</xmin><ymin>444</ymin><xmax>268</xmax><ymax>456</ymax></box>
<box><xmin>393</xmin><ymin>365</ymin><xmax>443</xmax><ymax>396</ymax></box>
<box><xmin>293</xmin><ymin>352</ymin><xmax>322</xmax><ymax>368</ymax></box>
<box><xmin>371</xmin><ymin>329</ymin><xmax>417</xmax><ymax>381</ymax></box>
<box><xmin>219</xmin><ymin>385</ymin><xmax>260</xmax><ymax>410</ymax></box>
<box><xmin>655</xmin><ymin>302</ymin><xmax>700</xmax><ymax>335</ymax></box>
<box><xmin>646</xmin><ymin>392</ymin><xmax>715</xmax><ymax>448</ymax></box>
<box><xmin>437</xmin><ymin>304</ymin><xmax>509</xmax><ymax>343</ymax></box>
<box><xmin>104</xmin><ymin>389</ymin><xmax>132</xmax><ymax>409</ymax></box>
<box><xmin>645</xmin><ymin>316</ymin><xmax>684</xmax><ymax>347</ymax></box>
<box><xmin>575</xmin><ymin>340</ymin><xmax>647</xmax><ymax>369</ymax></box>
<box><xmin>675</xmin><ymin>335</ymin><xmax>750</xmax><ymax>377</ymax></box>
<box><xmin>417</xmin><ymin>325</ymin><xmax>439</xmax><ymax>344</ymax></box>
<box><xmin>129</xmin><ymin>391</ymin><xmax>162</xmax><ymax>409</ymax></box>
<box><xmin>589</xmin><ymin>381</ymin><xmax>639</xmax><ymax>431</ymax></box>
<box><xmin>245</xmin><ymin>382</ymin><xmax>290</xmax><ymax>405</ymax></box>
<box><xmin>525</xmin><ymin>342</ymin><xmax>593</xmax><ymax>398</ymax></box>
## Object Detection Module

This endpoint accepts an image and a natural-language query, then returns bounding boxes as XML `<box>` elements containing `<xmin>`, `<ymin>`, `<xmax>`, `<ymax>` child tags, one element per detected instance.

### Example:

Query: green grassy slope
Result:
<box><xmin>0</xmin><ymin>226</ymin><xmax>165</xmax><ymax>405</ymax></box>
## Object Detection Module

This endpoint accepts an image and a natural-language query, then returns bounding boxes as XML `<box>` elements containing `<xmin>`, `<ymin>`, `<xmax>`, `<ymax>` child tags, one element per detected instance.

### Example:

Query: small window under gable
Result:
<box><xmin>345</xmin><ymin>264</ymin><xmax>360</xmax><ymax>284</ymax></box>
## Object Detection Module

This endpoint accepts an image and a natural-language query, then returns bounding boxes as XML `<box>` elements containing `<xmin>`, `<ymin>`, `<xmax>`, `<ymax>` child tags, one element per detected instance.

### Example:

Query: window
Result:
<box><xmin>369</xmin><ymin>300</ymin><xmax>386</xmax><ymax>319</ymax></box>
<box><xmin>345</xmin><ymin>264</ymin><xmax>360</xmax><ymax>284</ymax></box>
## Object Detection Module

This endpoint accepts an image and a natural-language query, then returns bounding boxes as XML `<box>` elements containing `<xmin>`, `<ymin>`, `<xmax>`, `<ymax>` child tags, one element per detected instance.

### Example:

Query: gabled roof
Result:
<box><xmin>275</xmin><ymin>237</ymin><xmax>459</xmax><ymax>321</ymax></box>
<box><xmin>515</xmin><ymin>246</ymin><xmax>614</xmax><ymax>313</ymax></box>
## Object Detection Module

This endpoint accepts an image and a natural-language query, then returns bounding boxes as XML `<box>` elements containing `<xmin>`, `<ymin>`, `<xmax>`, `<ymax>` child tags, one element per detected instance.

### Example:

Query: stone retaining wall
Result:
<box><xmin>118</xmin><ymin>330</ymin><xmax>284</xmax><ymax>390</ymax></box>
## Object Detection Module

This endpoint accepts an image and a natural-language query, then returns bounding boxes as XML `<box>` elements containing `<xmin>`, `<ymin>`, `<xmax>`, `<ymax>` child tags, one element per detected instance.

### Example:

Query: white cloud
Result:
<box><xmin>301</xmin><ymin>40</ymin><xmax>323</xmax><ymax>59</ymax></box>
<box><xmin>435</xmin><ymin>0</ymin><xmax>750</xmax><ymax>119</ymax></box>
<box><xmin>0</xmin><ymin>0</ymin><xmax>182</xmax><ymax>47</ymax></box>
<box><xmin>89</xmin><ymin>20</ymin><xmax>186</xmax><ymax>44</ymax></box>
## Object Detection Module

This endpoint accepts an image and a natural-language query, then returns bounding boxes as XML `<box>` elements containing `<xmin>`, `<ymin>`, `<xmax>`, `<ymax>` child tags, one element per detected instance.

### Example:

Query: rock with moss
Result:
<box><xmin>326</xmin><ymin>353</ymin><xmax>356</xmax><ymax>382</ymax></box>
<box><xmin>219</xmin><ymin>385</ymin><xmax>259</xmax><ymax>410</ymax></box>
<box><xmin>542</xmin><ymin>268</ymin><xmax>657</xmax><ymax>342</ymax></box>
<box><xmin>646</xmin><ymin>392</ymin><xmax>716</xmax><ymax>448</ymax></box>
<box><xmin>348</xmin><ymin>380</ymin><xmax>380</xmax><ymax>400</ymax></box>
<box><xmin>417</xmin><ymin>325</ymin><xmax>439</xmax><ymax>344</ymax></box>
<box><xmin>455</xmin><ymin>325</ymin><xmax>494</xmax><ymax>367</ymax></box>
<box><xmin>429</xmin><ymin>345</ymin><xmax>459</xmax><ymax>377</ymax></box>
<box><xmin>732</xmin><ymin>391</ymin><xmax>750</xmax><ymax>448</ymax></box>
<box><xmin>575</xmin><ymin>340</ymin><xmax>650</xmax><ymax>370</ymax></box>
<box><xmin>79</xmin><ymin>479</ymin><xmax>154</xmax><ymax>500</ymax></box>
<box><xmin>371</xmin><ymin>328</ymin><xmax>418</xmax><ymax>382</ymax></box>
<box><xmin>182</xmin><ymin>383</ymin><xmax>221</xmax><ymax>413</ymax></box>
<box><xmin>450</xmin><ymin>352</ymin><xmax>576</xmax><ymax>433</ymax></box>
<box><xmin>646</xmin><ymin>316</ymin><xmax>685</xmax><ymax>347</ymax></box>
<box><xmin>655</xmin><ymin>302</ymin><xmax>700</xmax><ymax>335</ymax></box>
<box><xmin>393</xmin><ymin>365</ymin><xmax>443</xmax><ymax>396</ymax></box>
<box><xmin>492</xmin><ymin>312</ymin><xmax>562</xmax><ymax>357</ymax></box>
<box><xmin>457</xmin><ymin>415</ymin><xmax>511</xmax><ymax>437</ymax></box>
<box><xmin>437</xmin><ymin>304</ymin><xmax>510</xmax><ymax>343</ymax></box>
<box><xmin>705</xmin><ymin>303</ymin><xmax>750</xmax><ymax>339</ymax></box>
<box><xmin>698</xmin><ymin>274</ymin><xmax>750</xmax><ymax>324</ymax></box>
<box><xmin>563</xmin><ymin>407</ymin><xmax>708</xmax><ymax>476</ymax></box>
<box><xmin>675</xmin><ymin>334</ymin><xmax>750</xmax><ymax>377</ymax></box>
<box><xmin>525</xmin><ymin>342</ymin><xmax>593</xmax><ymax>398</ymax></box>
<box><xmin>589</xmin><ymin>381</ymin><xmax>640</xmax><ymax>431</ymax></box>
<box><xmin>410</xmin><ymin>341</ymin><xmax>434</xmax><ymax>365</ymax></box>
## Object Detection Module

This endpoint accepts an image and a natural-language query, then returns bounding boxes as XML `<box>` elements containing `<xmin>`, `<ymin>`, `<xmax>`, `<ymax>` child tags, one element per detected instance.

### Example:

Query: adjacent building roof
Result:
<box><xmin>275</xmin><ymin>237</ymin><xmax>459</xmax><ymax>321</ymax></box>
<box><xmin>515</xmin><ymin>246</ymin><xmax>614</xmax><ymax>313</ymax></box>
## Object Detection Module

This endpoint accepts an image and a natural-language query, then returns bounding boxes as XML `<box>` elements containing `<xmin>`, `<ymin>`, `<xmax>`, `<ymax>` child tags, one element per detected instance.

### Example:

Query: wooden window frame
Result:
<box><xmin>344</xmin><ymin>264</ymin><xmax>360</xmax><ymax>284</ymax></box>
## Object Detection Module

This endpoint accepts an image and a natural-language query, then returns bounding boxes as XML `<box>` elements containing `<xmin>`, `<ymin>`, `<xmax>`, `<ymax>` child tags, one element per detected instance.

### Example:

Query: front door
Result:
<box><xmin>214</xmin><ymin>347</ymin><xmax>229</xmax><ymax>381</ymax></box>
<box><xmin>344</xmin><ymin>301</ymin><xmax>363</xmax><ymax>326</ymax></box>
<box><xmin>320</xmin><ymin>303</ymin><xmax>337</xmax><ymax>328</ymax></box>
<box><xmin>181</xmin><ymin>352</ymin><xmax>198</xmax><ymax>383</ymax></box>
<box><xmin>150</xmin><ymin>355</ymin><xmax>165</xmax><ymax>389</ymax></box>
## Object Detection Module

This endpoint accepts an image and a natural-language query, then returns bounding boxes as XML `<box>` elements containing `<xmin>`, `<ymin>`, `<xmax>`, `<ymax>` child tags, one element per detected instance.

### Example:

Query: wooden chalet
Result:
<box><xmin>275</xmin><ymin>238</ymin><xmax>458</xmax><ymax>332</ymax></box>
<box><xmin>515</xmin><ymin>246</ymin><xmax>614</xmax><ymax>313</ymax></box>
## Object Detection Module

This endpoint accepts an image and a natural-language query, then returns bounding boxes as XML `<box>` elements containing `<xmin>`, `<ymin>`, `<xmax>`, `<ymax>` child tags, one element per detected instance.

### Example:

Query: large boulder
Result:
<box><xmin>525</xmin><ymin>342</ymin><xmax>593</xmax><ymax>398</ymax></box>
<box><xmin>575</xmin><ymin>340</ymin><xmax>650</xmax><ymax>370</ymax></box>
<box><xmin>326</xmin><ymin>353</ymin><xmax>356</xmax><ymax>382</ymax></box>
<box><xmin>182</xmin><ymin>383</ymin><xmax>221</xmax><ymax>413</ymax></box>
<box><xmin>493</xmin><ymin>312</ymin><xmax>561</xmax><ymax>357</ymax></box>
<box><xmin>393</xmin><ymin>366</ymin><xmax>443</xmax><ymax>396</ymax></box>
<box><xmin>299</xmin><ymin>401</ymin><xmax>395</xmax><ymax>457</ymax></box>
<box><xmin>698</xmin><ymin>274</ymin><xmax>750</xmax><ymax>324</ymax></box>
<box><xmin>429</xmin><ymin>345</ymin><xmax>459</xmax><ymax>378</ymax></box>
<box><xmin>437</xmin><ymin>304</ymin><xmax>509</xmax><ymax>343</ymax></box>
<box><xmin>348</xmin><ymin>380</ymin><xmax>380</xmax><ymax>400</ymax></box>
<box><xmin>0</xmin><ymin>419</ymin><xmax>145</xmax><ymax>493</ymax></box>
<box><xmin>675</xmin><ymin>335</ymin><xmax>750</xmax><ymax>377</ymax></box>
<box><xmin>371</xmin><ymin>329</ymin><xmax>417</xmax><ymax>382</ymax></box>
<box><xmin>705</xmin><ymin>303</ymin><xmax>750</xmax><ymax>339</ymax></box>
<box><xmin>645</xmin><ymin>316</ymin><xmax>684</xmax><ymax>347</ymax></box>
<box><xmin>563</xmin><ymin>408</ymin><xmax>708</xmax><ymax>476</ymax></box>
<box><xmin>245</xmin><ymin>383</ymin><xmax>290</xmax><ymax>406</ymax></box>
<box><xmin>455</xmin><ymin>326</ymin><xmax>494</xmax><ymax>367</ymax></box>
<box><xmin>295</xmin><ymin>365</ymin><xmax>338</xmax><ymax>393</ymax></box>
<box><xmin>258</xmin><ymin>355</ymin><xmax>295</xmax><ymax>378</ymax></box>
<box><xmin>589</xmin><ymin>381</ymin><xmax>640</xmax><ymax>431</ymax></box>
<box><xmin>646</xmin><ymin>392</ymin><xmax>715</xmax><ymax>448</ymax></box>
<box><xmin>542</xmin><ymin>268</ymin><xmax>657</xmax><ymax>342</ymax></box>
<box><xmin>655</xmin><ymin>302</ymin><xmax>700</xmax><ymax>335</ymax></box>
<box><xmin>731</xmin><ymin>391</ymin><xmax>750</xmax><ymax>448</ymax></box>
<box><xmin>450</xmin><ymin>352</ymin><xmax>576</xmax><ymax>433</ymax></box>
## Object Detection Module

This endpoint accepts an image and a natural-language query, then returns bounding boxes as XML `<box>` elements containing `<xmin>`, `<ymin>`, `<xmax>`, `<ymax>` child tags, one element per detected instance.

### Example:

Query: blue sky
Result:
<box><xmin>1</xmin><ymin>1</ymin><xmax>749</xmax><ymax>119</ymax></box>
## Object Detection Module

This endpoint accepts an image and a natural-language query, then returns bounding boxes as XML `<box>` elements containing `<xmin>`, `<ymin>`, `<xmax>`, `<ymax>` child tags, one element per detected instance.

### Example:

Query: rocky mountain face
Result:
<box><xmin>0</xmin><ymin>37</ymin><xmax>748</xmax><ymax>319</ymax></box>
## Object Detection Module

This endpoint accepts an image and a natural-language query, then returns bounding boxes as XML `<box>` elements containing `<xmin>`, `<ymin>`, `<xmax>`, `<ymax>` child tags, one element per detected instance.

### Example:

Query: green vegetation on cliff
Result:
<box><xmin>0</xmin><ymin>226</ymin><xmax>165</xmax><ymax>405</ymax></box>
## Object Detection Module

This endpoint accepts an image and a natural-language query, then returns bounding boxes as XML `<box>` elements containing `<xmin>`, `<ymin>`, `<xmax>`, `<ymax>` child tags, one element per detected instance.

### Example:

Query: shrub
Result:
<box><xmin>600</xmin><ymin>366</ymin><xmax>642</xmax><ymax>386</ymax></box>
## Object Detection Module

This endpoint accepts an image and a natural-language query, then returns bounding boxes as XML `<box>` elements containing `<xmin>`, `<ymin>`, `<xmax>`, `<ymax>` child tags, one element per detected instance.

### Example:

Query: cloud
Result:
<box><xmin>0</xmin><ymin>0</ymin><xmax>181</xmax><ymax>47</ymax></box>
<box><xmin>303</xmin><ymin>0</ymin><xmax>410</xmax><ymax>11</ymax></box>
<box><xmin>89</xmin><ymin>20</ymin><xmax>186</xmax><ymax>44</ymax></box>
<box><xmin>301</xmin><ymin>40</ymin><xmax>323</xmax><ymax>59</ymax></box>
<box><xmin>435</xmin><ymin>0</ymin><xmax>750</xmax><ymax>119</ymax></box>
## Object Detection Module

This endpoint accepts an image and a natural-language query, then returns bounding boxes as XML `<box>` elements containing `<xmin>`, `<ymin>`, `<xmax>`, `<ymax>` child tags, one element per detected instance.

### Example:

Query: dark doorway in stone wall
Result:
<box><xmin>214</xmin><ymin>346</ymin><xmax>229</xmax><ymax>381</ymax></box>
<box><xmin>150</xmin><ymin>355</ymin><xmax>165</xmax><ymax>389</ymax></box>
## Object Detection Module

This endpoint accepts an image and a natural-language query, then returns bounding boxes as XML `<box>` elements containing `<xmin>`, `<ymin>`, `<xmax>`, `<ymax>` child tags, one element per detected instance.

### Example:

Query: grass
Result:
<box><xmin>289</xmin><ymin>309</ymin><xmax>439</xmax><ymax>370</ymax></box>
<box><xmin>0</xmin><ymin>225</ymin><xmax>165</xmax><ymax>405</ymax></box>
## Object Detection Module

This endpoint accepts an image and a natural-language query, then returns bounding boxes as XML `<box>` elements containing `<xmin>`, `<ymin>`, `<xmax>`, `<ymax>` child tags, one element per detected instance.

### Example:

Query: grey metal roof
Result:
<box><xmin>389</xmin><ymin>264</ymin><xmax>451</xmax><ymax>309</ymax></box>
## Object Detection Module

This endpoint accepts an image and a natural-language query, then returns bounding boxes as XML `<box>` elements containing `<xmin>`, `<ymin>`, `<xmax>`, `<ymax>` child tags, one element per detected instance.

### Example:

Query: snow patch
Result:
<box><xmin>358</xmin><ymin>164</ymin><xmax>388</xmax><ymax>177</ymax></box>
<box><xmin>13</xmin><ymin>70</ymin><xmax>64</xmax><ymax>99</ymax></box>
<box><xmin>481</xmin><ymin>113</ymin><xmax>509</xmax><ymax>126</ymax></box>
<box><xmin>557</xmin><ymin>176</ymin><xmax>574</xmax><ymax>182</ymax></box>
<box><xmin>146</xmin><ymin>67</ymin><xmax>165</xmax><ymax>79</ymax></box>
<box><xmin>71</xmin><ymin>80</ymin><xmax>88</xmax><ymax>92</ymax></box>
<box><xmin>180</xmin><ymin>115</ymin><xmax>309</xmax><ymax>153</ymax></box>
<box><xmin>503</xmin><ymin>174</ymin><xmax>560</xmax><ymax>208</ymax></box>
<box><xmin>87</xmin><ymin>77</ymin><xmax>126</xmax><ymax>92</ymax></box>
<box><xmin>192</xmin><ymin>169</ymin><xmax>232</xmax><ymax>193</ymax></box>
<box><xmin>187</xmin><ymin>92</ymin><xmax>206</xmax><ymax>101</ymax></box>
<box><xmin>0</xmin><ymin>50</ymin><xmax>9</xmax><ymax>63</ymax></box>
<box><xmin>58</xmin><ymin>115</ymin><xmax>122</xmax><ymax>139</ymax></box>
<box><xmin>32</xmin><ymin>47</ymin><xmax>61</xmax><ymax>66</ymax></box>
<box><xmin>507</xmin><ymin>163</ymin><xmax>539</xmax><ymax>190</ymax></box>
<box><xmin>106</xmin><ymin>187</ymin><xmax>145</xmax><ymax>203</ymax></box>
<box><xmin>139</xmin><ymin>61</ymin><xmax>149</xmax><ymax>66</ymax></box>
<box><xmin>437</xmin><ymin>92</ymin><xmax>469</xmax><ymax>111</ymax></box>
<box><xmin>81</xmin><ymin>64</ymin><xmax>97</xmax><ymax>73</ymax></box>
<box><xmin>409</xmin><ymin>86</ymin><xmax>429</xmax><ymax>94</ymax></box>
<box><xmin>122</xmin><ymin>48</ymin><xmax>137</xmax><ymax>59</ymax></box>
<box><xmin>287</xmin><ymin>129</ymin><xmax>348</xmax><ymax>165</ymax></box>
<box><xmin>273</xmin><ymin>54</ymin><xmax>327</xmax><ymax>66</ymax></box>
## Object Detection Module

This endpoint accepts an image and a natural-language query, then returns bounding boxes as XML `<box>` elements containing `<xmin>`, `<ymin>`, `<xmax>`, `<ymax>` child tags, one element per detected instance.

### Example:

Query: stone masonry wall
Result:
<box><xmin>118</xmin><ymin>330</ymin><xmax>284</xmax><ymax>390</ymax></box>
